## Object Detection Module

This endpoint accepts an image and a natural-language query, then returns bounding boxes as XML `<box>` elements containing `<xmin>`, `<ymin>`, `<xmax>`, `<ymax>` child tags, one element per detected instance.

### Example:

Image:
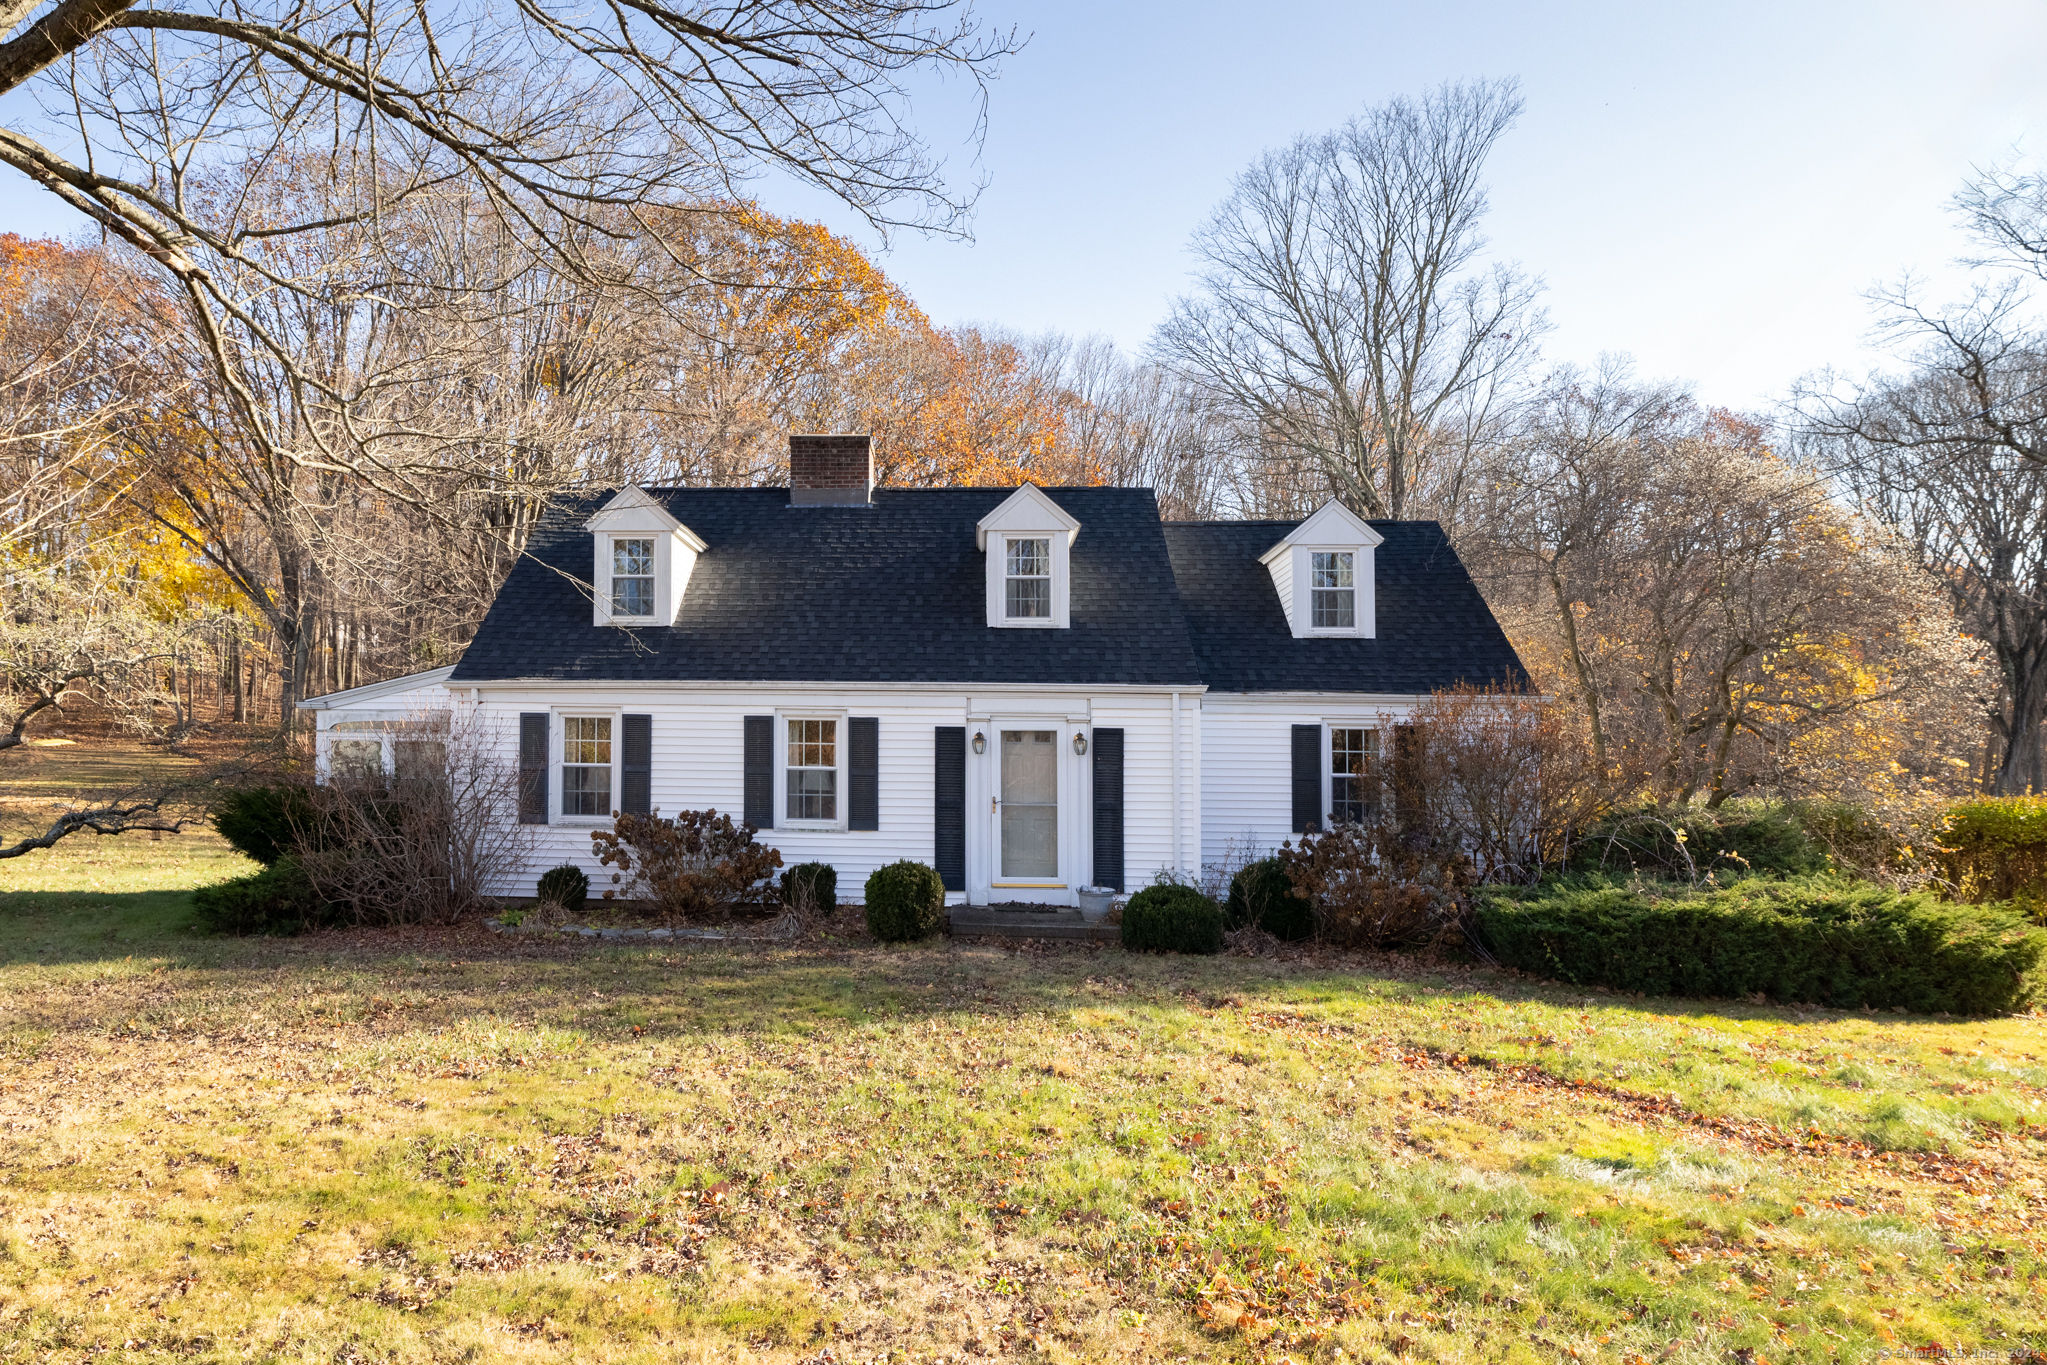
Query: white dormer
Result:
<box><xmin>975</xmin><ymin>484</ymin><xmax>1081</xmax><ymax>630</ymax></box>
<box><xmin>583</xmin><ymin>486</ymin><xmax>707</xmax><ymax>627</ymax></box>
<box><xmin>1258</xmin><ymin>498</ymin><xmax>1382</xmax><ymax>639</ymax></box>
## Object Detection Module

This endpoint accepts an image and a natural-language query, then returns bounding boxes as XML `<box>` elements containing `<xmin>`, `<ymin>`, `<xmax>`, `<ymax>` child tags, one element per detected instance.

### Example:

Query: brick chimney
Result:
<box><xmin>788</xmin><ymin>433</ymin><xmax>873</xmax><ymax>506</ymax></box>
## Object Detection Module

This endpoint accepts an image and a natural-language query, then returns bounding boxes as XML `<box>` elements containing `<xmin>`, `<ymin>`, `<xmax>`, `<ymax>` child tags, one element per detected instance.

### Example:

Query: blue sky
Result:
<box><xmin>6</xmin><ymin>0</ymin><xmax>2045</xmax><ymax>411</ymax></box>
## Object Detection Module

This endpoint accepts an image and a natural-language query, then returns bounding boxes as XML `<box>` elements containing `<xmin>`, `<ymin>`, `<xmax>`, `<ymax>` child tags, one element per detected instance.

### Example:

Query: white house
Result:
<box><xmin>297</xmin><ymin>435</ymin><xmax>1525</xmax><ymax>904</ymax></box>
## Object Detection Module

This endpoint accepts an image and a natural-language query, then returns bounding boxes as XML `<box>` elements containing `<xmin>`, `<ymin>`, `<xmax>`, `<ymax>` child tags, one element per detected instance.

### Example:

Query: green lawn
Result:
<box><xmin>0</xmin><ymin>812</ymin><xmax>2043</xmax><ymax>1362</ymax></box>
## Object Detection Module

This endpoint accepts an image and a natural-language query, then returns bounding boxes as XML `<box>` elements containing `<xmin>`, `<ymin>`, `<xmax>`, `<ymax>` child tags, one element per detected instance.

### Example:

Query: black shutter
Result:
<box><xmin>743</xmin><ymin>715</ymin><xmax>774</xmax><ymax>829</ymax></box>
<box><xmin>1090</xmin><ymin>728</ymin><xmax>1124</xmax><ymax>892</ymax></box>
<box><xmin>518</xmin><ymin>713</ymin><xmax>549</xmax><ymax>825</ymax></box>
<box><xmin>620</xmin><ymin>714</ymin><xmax>651</xmax><ymax>815</ymax></box>
<box><xmin>934</xmin><ymin>726</ymin><xmax>965</xmax><ymax>891</ymax></box>
<box><xmin>848</xmin><ymin>717</ymin><xmax>879</xmax><ymax>831</ymax></box>
<box><xmin>1392</xmin><ymin>723</ymin><xmax>1422</xmax><ymax>832</ymax></box>
<box><xmin>1291</xmin><ymin>723</ymin><xmax>1322</xmax><ymax>834</ymax></box>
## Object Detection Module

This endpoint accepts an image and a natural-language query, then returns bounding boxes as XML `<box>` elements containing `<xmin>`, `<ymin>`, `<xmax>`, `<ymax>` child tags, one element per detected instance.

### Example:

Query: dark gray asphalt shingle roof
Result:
<box><xmin>451</xmin><ymin>487</ymin><xmax>1206</xmax><ymax>686</ymax></box>
<box><xmin>449</xmin><ymin>488</ymin><xmax>1526</xmax><ymax>693</ymax></box>
<box><xmin>1161</xmin><ymin>520</ymin><xmax>1527</xmax><ymax>694</ymax></box>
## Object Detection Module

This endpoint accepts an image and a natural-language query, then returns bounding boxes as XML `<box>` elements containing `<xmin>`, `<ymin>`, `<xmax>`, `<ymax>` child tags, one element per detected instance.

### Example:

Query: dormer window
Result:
<box><xmin>976</xmin><ymin>484</ymin><xmax>1081</xmax><ymax>630</ymax></box>
<box><xmin>1259</xmin><ymin>498</ymin><xmax>1382</xmax><ymax>639</ymax></box>
<box><xmin>583</xmin><ymin>487</ymin><xmax>706</xmax><ymax>627</ymax></box>
<box><xmin>611</xmin><ymin>539</ymin><xmax>655</xmax><ymax>617</ymax></box>
<box><xmin>1005</xmin><ymin>538</ymin><xmax>1052</xmax><ymax>619</ymax></box>
<box><xmin>1311</xmin><ymin>552</ymin><xmax>1355</xmax><ymax>629</ymax></box>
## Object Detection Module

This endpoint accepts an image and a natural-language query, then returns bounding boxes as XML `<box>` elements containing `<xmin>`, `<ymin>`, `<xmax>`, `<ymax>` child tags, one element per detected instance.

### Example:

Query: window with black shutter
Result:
<box><xmin>518</xmin><ymin>713</ymin><xmax>549</xmax><ymax>824</ymax></box>
<box><xmin>1291</xmin><ymin>723</ymin><xmax>1322</xmax><ymax>833</ymax></box>
<box><xmin>934</xmin><ymin>726</ymin><xmax>965</xmax><ymax>891</ymax></box>
<box><xmin>1090</xmin><ymin>728</ymin><xmax>1124</xmax><ymax>891</ymax></box>
<box><xmin>743</xmin><ymin>715</ymin><xmax>773</xmax><ymax>829</ymax></box>
<box><xmin>849</xmin><ymin>717</ymin><xmax>878</xmax><ymax>831</ymax></box>
<box><xmin>620</xmin><ymin>714</ymin><xmax>651</xmax><ymax>815</ymax></box>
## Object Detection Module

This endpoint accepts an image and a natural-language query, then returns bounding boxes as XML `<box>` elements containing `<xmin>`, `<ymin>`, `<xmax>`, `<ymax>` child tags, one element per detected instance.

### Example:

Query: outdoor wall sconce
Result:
<box><xmin>1072</xmin><ymin>732</ymin><xmax>1088</xmax><ymax>756</ymax></box>
<box><xmin>972</xmin><ymin>731</ymin><xmax>985</xmax><ymax>755</ymax></box>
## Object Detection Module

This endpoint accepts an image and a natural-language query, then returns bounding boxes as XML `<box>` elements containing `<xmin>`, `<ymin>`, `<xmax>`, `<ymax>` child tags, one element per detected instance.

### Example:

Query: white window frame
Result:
<box><xmin>1309</xmin><ymin>550</ymin><xmax>1357</xmax><ymax>632</ymax></box>
<box><xmin>609</xmin><ymin>537</ymin><xmax>657</xmax><ymax>620</ymax></box>
<box><xmin>1004</xmin><ymin>536</ymin><xmax>1054</xmax><ymax>621</ymax></box>
<box><xmin>557</xmin><ymin>711</ymin><xmax>620</xmax><ymax>824</ymax></box>
<box><xmin>777</xmin><ymin>711</ymin><xmax>847</xmax><ymax>830</ymax></box>
<box><xmin>1327</xmin><ymin>724</ymin><xmax>1379</xmax><ymax>826</ymax></box>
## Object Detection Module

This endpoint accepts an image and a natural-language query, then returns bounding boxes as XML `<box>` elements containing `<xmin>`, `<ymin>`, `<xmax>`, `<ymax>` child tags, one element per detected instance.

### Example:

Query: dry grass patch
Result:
<box><xmin>0</xmin><ymin>760</ymin><xmax>2041</xmax><ymax>1363</ymax></box>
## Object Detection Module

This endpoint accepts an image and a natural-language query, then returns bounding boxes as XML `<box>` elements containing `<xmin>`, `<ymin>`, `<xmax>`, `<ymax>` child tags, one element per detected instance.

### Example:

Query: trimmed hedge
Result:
<box><xmin>865</xmin><ymin>861</ymin><xmax>945</xmax><ymax>942</ymax></box>
<box><xmin>1226</xmin><ymin>858</ymin><xmax>1314</xmax><ymax>941</ymax></box>
<box><xmin>1121</xmin><ymin>883</ymin><xmax>1224</xmax><ymax>955</ymax></box>
<box><xmin>536</xmin><ymin>863</ymin><xmax>589</xmax><ymax>913</ymax></box>
<box><xmin>781</xmin><ymin>861</ymin><xmax>838</xmax><ymax>912</ymax></box>
<box><xmin>190</xmin><ymin>856</ymin><xmax>326</xmax><ymax>936</ymax></box>
<box><xmin>1571</xmin><ymin>804</ymin><xmax>1827</xmax><ymax>879</ymax></box>
<box><xmin>1474</xmin><ymin>876</ymin><xmax>2045</xmax><ymax>1015</ymax></box>
<box><xmin>211</xmin><ymin>785</ymin><xmax>314</xmax><ymax>867</ymax></box>
<box><xmin>1937</xmin><ymin>796</ymin><xmax>2047</xmax><ymax>910</ymax></box>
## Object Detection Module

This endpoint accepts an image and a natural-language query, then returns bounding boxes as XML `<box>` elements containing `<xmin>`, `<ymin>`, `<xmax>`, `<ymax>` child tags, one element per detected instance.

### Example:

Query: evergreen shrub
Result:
<box><xmin>1571</xmin><ymin>804</ymin><xmax>1827</xmax><ymax>879</ymax></box>
<box><xmin>1474</xmin><ymin>876</ymin><xmax>2045</xmax><ymax>1015</ymax></box>
<box><xmin>211</xmin><ymin>785</ymin><xmax>314</xmax><ymax>866</ymax></box>
<box><xmin>536</xmin><ymin>863</ymin><xmax>589</xmax><ymax>913</ymax></box>
<box><xmin>781</xmin><ymin>862</ymin><xmax>838</xmax><ymax>913</ymax></box>
<box><xmin>1121</xmin><ymin>883</ymin><xmax>1224</xmax><ymax>954</ymax></box>
<box><xmin>1226</xmin><ymin>857</ymin><xmax>1315</xmax><ymax>940</ymax></box>
<box><xmin>190</xmin><ymin>857</ymin><xmax>326</xmax><ymax>936</ymax></box>
<box><xmin>864</xmin><ymin>861</ymin><xmax>946</xmax><ymax>942</ymax></box>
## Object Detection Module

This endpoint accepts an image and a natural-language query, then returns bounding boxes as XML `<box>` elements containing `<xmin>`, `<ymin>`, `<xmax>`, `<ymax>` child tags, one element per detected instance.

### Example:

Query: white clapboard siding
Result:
<box><xmin>1198</xmin><ymin>695</ymin><xmax>1416</xmax><ymax>866</ymax></box>
<box><xmin>470</xmin><ymin>686</ymin><xmax>1195</xmax><ymax>903</ymax></box>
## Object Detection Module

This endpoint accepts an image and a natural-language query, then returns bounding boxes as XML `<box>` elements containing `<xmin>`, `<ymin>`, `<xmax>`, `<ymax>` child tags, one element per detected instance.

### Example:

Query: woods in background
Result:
<box><xmin>1</xmin><ymin>71</ymin><xmax>2040</xmax><ymax>825</ymax></box>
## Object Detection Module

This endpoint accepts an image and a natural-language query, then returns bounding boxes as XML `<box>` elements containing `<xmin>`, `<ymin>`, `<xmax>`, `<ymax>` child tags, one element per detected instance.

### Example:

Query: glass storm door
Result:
<box><xmin>999</xmin><ymin>730</ymin><xmax>1059</xmax><ymax>879</ymax></box>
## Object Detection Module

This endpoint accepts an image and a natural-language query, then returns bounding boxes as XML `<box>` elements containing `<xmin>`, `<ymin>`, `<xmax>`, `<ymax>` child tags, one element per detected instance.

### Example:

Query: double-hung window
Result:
<box><xmin>787</xmin><ymin>719</ymin><xmax>837</xmax><ymax>821</ymax></box>
<box><xmin>562</xmin><ymin>716</ymin><xmax>613</xmax><ymax>816</ymax></box>
<box><xmin>611</xmin><ymin>538</ymin><xmax>654</xmax><ymax>617</ymax></box>
<box><xmin>1330</xmin><ymin>727</ymin><xmax>1377</xmax><ymax>824</ymax></box>
<box><xmin>1005</xmin><ymin>538</ymin><xmax>1051</xmax><ymax>620</ymax></box>
<box><xmin>1311</xmin><ymin>552</ymin><xmax>1355</xmax><ymax>629</ymax></box>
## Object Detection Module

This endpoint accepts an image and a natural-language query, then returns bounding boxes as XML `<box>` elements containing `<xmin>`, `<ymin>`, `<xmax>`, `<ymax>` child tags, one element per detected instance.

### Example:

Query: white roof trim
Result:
<box><xmin>975</xmin><ymin>483</ymin><xmax>1082</xmax><ymax>550</ymax></box>
<box><xmin>1257</xmin><ymin>497</ymin><xmax>1385</xmax><ymax>564</ymax></box>
<box><xmin>296</xmin><ymin>665</ymin><xmax>458</xmax><ymax>711</ymax></box>
<box><xmin>584</xmin><ymin>486</ymin><xmax>707</xmax><ymax>550</ymax></box>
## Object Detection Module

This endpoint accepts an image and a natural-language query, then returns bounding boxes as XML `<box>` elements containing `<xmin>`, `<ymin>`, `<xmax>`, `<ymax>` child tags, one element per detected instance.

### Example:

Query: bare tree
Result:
<box><xmin>1155</xmin><ymin>79</ymin><xmax>1545</xmax><ymax>519</ymax></box>
<box><xmin>1801</xmin><ymin>351</ymin><xmax>2047</xmax><ymax>795</ymax></box>
<box><xmin>1794</xmin><ymin>160</ymin><xmax>2047</xmax><ymax>794</ymax></box>
<box><xmin>0</xmin><ymin>0</ymin><xmax>1015</xmax><ymax>530</ymax></box>
<box><xmin>1460</xmin><ymin>361</ymin><xmax>1690</xmax><ymax>768</ymax></box>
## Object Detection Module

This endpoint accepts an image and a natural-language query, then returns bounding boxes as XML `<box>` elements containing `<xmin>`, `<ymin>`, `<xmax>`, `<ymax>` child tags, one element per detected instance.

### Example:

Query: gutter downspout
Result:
<box><xmin>1170</xmin><ymin>690</ymin><xmax>1182</xmax><ymax>879</ymax></box>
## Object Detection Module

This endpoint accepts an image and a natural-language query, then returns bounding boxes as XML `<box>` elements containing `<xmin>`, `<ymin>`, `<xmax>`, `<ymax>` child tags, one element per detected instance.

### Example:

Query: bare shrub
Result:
<box><xmin>1276</xmin><ymin>822</ymin><xmax>1468</xmax><ymax>951</ymax></box>
<box><xmin>296</xmin><ymin>712</ymin><xmax>533</xmax><ymax>926</ymax></box>
<box><xmin>589</xmin><ymin>810</ymin><xmax>783</xmax><ymax>923</ymax></box>
<box><xmin>1396</xmin><ymin>684</ymin><xmax>1610</xmax><ymax>883</ymax></box>
<box><xmin>1276</xmin><ymin>686</ymin><xmax>1610</xmax><ymax>950</ymax></box>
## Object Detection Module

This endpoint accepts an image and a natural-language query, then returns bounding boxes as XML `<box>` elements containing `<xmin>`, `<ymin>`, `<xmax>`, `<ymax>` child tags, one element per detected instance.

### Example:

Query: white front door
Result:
<box><xmin>999</xmin><ymin>729</ymin><xmax>1060</xmax><ymax>881</ymax></box>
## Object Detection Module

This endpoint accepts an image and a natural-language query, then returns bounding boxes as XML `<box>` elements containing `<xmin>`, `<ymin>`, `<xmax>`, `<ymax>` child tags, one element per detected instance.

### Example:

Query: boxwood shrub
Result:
<box><xmin>781</xmin><ymin>861</ymin><xmax>838</xmax><ymax>912</ymax></box>
<box><xmin>864</xmin><ymin>860</ymin><xmax>945</xmax><ymax>942</ymax></box>
<box><xmin>1226</xmin><ymin>857</ymin><xmax>1315</xmax><ymax>940</ymax></box>
<box><xmin>190</xmin><ymin>856</ymin><xmax>327</xmax><ymax>936</ymax></box>
<box><xmin>1121</xmin><ymin>883</ymin><xmax>1224</xmax><ymax>954</ymax></box>
<box><xmin>1474</xmin><ymin>876</ymin><xmax>2045</xmax><ymax>1015</ymax></box>
<box><xmin>536</xmin><ymin>863</ymin><xmax>589</xmax><ymax>913</ymax></box>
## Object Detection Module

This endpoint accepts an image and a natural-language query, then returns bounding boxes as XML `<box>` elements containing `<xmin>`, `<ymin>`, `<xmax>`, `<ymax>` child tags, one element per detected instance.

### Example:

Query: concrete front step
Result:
<box><xmin>948</xmin><ymin>907</ymin><xmax>1120</xmax><ymax>943</ymax></box>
